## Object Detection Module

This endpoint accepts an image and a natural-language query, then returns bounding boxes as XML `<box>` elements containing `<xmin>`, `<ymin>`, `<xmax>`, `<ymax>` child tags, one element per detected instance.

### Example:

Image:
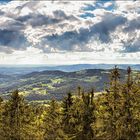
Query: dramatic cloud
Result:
<box><xmin>124</xmin><ymin>17</ymin><xmax>140</xmax><ymax>32</ymax></box>
<box><xmin>40</xmin><ymin>12</ymin><xmax>126</xmax><ymax>52</ymax></box>
<box><xmin>0</xmin><ymin>0</ymin><xmax>140</xmax><ymax>64</ymax></box>
<box><xmin>122</xmin><ymin>39</ymin><xmax>140</xmax><ymax>53</ymax></box>
<box><xmin>0</xmin><ymin>29</ymin><xmax>30</xmax><ymax>53</ymax></box>
<box><xmin>16</xmin><ymin>10</ymin><xmax>77</xmax><ymax>27</ymax></box>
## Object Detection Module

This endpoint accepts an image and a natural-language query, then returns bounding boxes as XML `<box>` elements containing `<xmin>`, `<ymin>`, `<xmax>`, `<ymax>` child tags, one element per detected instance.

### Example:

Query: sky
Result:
<box><xmin>0</xmin><ymin>0</ymin><xmax>140</xmax><ymax>65</ymax></box>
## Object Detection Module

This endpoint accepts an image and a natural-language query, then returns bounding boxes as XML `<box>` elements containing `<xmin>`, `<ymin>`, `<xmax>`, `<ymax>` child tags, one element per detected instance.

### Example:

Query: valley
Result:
<box><xmin>0</xmin><ymin>67</ymin><xmax>139</xmax><ymax>101</ymax></box>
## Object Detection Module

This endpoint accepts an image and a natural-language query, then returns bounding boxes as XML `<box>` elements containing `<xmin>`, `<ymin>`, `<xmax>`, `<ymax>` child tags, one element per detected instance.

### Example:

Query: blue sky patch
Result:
<box><xmin>80</xmin><ymin>12</ymin><xmax>94</xmax><ymax>19</ymax></box>
<box><xmin>82</xmin><ymin>1</ymin><xmax>115</xmax><ymax>13</ymax></box>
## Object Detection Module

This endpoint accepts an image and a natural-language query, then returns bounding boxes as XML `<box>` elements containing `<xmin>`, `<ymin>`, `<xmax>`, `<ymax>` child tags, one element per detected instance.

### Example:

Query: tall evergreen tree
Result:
<box><xmin>120</xmin><ymin>67</ymin><xmax>140</xmax><ymax>139</ymax></box>
<box><xmin>96</xmin><ymin>66</ymin><xmax>122</xmax><ymax>139</ymax></box>
<box><xmin>62</xmin><ymin>92</ymin><xmax>73</xmax><ymax>134</ymax></box>
<box><xmin>43</xmin><ymin>99</ymin><xmax>67</xmax><ymax>140</ymax></box>
<box><xmin>107</xmin><ymin>66</ymin><xmax>121</xmax><ymax>139</ymax></box>
<box><xmin>81</xmin><ymin>89</ymin><xmax>96</xmax><ymax>140</ymax></box>
<box><xmin>1</xmin><ymin>90</ymin><xmax>33</xmax><ymax>139</ymax></box>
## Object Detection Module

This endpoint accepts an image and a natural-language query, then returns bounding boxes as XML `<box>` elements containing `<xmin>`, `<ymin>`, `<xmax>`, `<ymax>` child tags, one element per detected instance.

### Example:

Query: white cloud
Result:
<box><xmin>104</xmin><ymin>2</ymin><xmax>113</xmax><ymax>8</ymax></box>
<box><xmin>0</xmin><ymin>1</ymin><xmax>140</xmax><ymax>64</ymax></box>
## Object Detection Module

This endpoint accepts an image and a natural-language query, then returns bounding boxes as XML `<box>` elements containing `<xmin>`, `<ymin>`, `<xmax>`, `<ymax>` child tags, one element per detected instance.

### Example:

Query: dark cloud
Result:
<box><xmin>53</xmin><ymin>10</ymin><xmax>77</xmax><ymax>21</ymax></box>
<box><xmin>53</xmin><ymin>10</ymin><xmax>67</xmax><ymax>19</ymax></box>
<box><xmin>40</xmin><ymin>13</ymin><xmax>127</xmax><ymax>52</ymax></box>
<box><xmin>124</xmin><ymin>17</ymin><xmax>140</xmax><ymax>32</ymax></box>
<box><xmin>0</xmin><ymin>10</ymin><xmax>4</xmax><ymax>15</ymax></box>
<box><xmin>16</xmin><ymin>10</ymin><xmax>77</xmax><ymax>27</ymax></box>
<box><xmin>0</xmin><ymin>29</ymin><xmax>30</xmax><ymax>52</ymax></box>
<box><xmin>122</xmin><ymin>39</ymin><xmax>140</xmax><ymax>53</ymax></box>
<box><xmin>16</xmin><ymin>14</ymin><xmax>60</xmax><ymax>27</ymax></box>
<box><xmin>5</xmin><ymin>21</ymin><xmax>25</xmax><ymax>31</ymax></box>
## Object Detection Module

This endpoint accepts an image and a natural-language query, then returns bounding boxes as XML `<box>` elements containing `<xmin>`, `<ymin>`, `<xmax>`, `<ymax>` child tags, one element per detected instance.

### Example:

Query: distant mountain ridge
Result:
<box><xmin>0</xmin><ymin>64</ymin><xmax>140</xmax><ymax>75</ymax></box>
<box><xmin>0</xmin><ymin>68</ymin><xmax>139</xmax><ymax>101</ymax></box>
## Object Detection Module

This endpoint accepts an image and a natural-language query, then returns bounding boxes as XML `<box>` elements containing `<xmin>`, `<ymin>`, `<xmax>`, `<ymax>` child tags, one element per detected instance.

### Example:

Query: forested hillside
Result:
<box><xmin>0</xmin><ymin>68</ymin><xmax>140</xmax><ymax>102</ymax></box>
<box><xmin>0</xmin><ymin>66</ymin><xmax>140</xmax><ymax>140</ymax></box>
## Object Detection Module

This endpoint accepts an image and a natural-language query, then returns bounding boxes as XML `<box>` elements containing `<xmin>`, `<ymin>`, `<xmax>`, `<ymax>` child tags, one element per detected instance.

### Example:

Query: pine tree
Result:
<box><xmin>1</xmin><ymin>90</ymin><xmax>33</xmax><ymax>139</ymax></box>
<box><xmin>120</xmin><ymin>67</ymin><xmax>140</xmax><ymax>139</ymax></box>
<box><xmin>106</xmin><ymin>66</ymin><xmax>121</xmax><ymax>139</ymax></box>
<box><xmin>62</xmin><ymin>89</ymin><xmax>96</xmax><ymax>140</ymax></box>
<box><xmin>62</xmin><ymin>92</ymin><xmax>73</xmax><ymax>134</ymax></box>
<box><xmin>31</xmin><ymin>104</ymin><xmax>46</xmax><ymax>139</ymax></box>
<box><xmin>96</xmin><ymin>66</ymin><xmax>122</xmax><ymax>139</ymax></box>
<box><xmin>81</xmin><ymin>89</ymin><xmax>96</xmax><ymax>140</ymax></box>
<box><xmin>43</xmin><ymin>99</ymin><xmax>67</xmax><ymax>140</ymax></box>
<box><xmin>96</xmin><ymin>66</ymin><xmax>140</xmax><ymax>139</ymax></box>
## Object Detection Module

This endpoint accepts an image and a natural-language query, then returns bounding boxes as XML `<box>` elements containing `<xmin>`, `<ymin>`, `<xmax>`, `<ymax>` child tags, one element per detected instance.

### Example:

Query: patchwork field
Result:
<box><xmin>0</xmin><ymin>69</ymin><xmax>139</xmax><ymax>101</ymax></box>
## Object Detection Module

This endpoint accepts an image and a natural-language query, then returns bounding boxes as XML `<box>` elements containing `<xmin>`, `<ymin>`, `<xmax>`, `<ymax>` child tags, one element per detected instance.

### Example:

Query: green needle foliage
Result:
<box><xmin>0</xmin><ymin>66</ymin><xmax>139</xmax><ymax>140</ymax></box>
<box><xmin>43</xmin><ymin>99</ymin><xmax>67</xmax><ymax>140</ymax></box>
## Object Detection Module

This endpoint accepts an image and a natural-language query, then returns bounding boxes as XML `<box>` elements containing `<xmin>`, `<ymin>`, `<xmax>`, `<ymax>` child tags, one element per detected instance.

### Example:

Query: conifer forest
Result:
<box><xmin>0</xmin><ymin>66</ymin><xmax>140</xmax><ymax>140</ymax></box>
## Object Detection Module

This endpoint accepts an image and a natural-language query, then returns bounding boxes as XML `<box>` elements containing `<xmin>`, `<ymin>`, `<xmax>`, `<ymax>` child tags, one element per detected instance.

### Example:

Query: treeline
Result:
<box><xmin>0</xmin><ymin>66</ymin><xmax>140</xmax><ymax>140</ymax></box>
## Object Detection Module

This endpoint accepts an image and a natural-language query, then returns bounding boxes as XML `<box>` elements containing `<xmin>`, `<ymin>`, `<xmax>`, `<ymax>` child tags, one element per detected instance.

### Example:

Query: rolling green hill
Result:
<box><xmin>0</xmin><ymin>69</ymin><xmax>139</xmax><ymax>101</ymax></box>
